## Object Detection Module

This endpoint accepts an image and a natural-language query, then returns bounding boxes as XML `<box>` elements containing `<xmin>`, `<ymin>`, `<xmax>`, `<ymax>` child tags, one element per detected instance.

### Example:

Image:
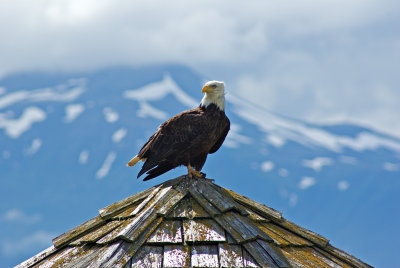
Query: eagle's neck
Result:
<box><xmin>200</xmin><ymin>93</ymin><xmax>225</xmax><ymax>111</ymax></box>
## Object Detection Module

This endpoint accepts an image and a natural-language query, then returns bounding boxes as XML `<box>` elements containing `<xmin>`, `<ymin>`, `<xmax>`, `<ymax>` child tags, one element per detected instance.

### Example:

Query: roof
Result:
<box><xmin>16</xmin><ymin>176</ymin><xmax>371</xmax><ymax>268</ymax></box>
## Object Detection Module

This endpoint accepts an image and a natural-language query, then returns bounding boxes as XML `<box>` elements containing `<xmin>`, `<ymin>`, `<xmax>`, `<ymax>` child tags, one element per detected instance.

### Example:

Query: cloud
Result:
<box><xmin>0</xmin><ymin>0</ymin><xmax>399</xmax><ymax>136</ymax></box>
<box><xmin>233</xmin><ymin>27</ymin><xmax>400</xmax><ymax>137</ymax></box>
<box><xmin>0</xmin><ymin>0</ymin><xmax>395</xmax><ymax>75</ymax></box>
<box><xmin>1</xmin><ymin>231</ymin><xmax>53</xmax><ymax>257</ymax></box>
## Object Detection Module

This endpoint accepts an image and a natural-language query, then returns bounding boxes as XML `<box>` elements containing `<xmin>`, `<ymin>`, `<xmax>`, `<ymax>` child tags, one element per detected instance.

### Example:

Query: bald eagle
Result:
<box><xmin>127</xmin><ymin>81</ymin><xmax>230</xmax><ymax>181</ymax></box>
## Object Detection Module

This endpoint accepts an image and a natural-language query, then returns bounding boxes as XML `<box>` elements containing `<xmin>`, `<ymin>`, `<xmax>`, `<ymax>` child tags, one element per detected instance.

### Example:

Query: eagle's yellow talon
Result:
<box><xmin>187</xmin><ymin>164</ymin><xmax>202</xmax><ymax>178</ymax></box>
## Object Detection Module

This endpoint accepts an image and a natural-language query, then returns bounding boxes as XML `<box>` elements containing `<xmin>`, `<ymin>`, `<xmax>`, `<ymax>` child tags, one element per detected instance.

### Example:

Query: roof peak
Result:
<box><xmin>17</xmin><ymin>175</ymin><xmax>371</xmax><ymax>268</ymax></box>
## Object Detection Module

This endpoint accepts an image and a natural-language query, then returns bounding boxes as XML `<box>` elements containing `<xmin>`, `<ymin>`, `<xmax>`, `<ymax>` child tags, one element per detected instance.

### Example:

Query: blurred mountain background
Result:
<box><xmin>1</xmin><ymin>1</ymin><xmax>399</xmax><ymax>267</ymax></box>
<box><xmin>1</xmin><ymin>65</ymin><xmax>400</xmax><ymax>267</ymax></box>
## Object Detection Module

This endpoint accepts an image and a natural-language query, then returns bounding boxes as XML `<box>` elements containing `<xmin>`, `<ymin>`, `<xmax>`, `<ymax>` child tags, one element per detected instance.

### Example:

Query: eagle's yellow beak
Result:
<box><xmin>202</xmin><ymin>85</ymin><xmax>213</xmax><ymax>94</ymax></box>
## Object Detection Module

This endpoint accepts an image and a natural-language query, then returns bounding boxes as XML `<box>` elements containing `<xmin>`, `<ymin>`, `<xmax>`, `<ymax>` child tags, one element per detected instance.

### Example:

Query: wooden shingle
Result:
<box><xmin>147</xmin><ymin>220</ymin><xmax>183</xmax><ymax>244</ymax></box>
<box><xmin>191</xmin><ymin>245</ymin><xmax>219</xmax><ymax>267</ymax></box>
<box><xmin>183</xmin><ymin>219</ymin><xmax>226</xmax><ymax>243</ymax></box>
<box><xmin>166</xmin><ymin>196</ymin><xmax>210</xmax><ymax>219</ymax></box>
<box><xmin>130</xmin><ymin>246</ymin><xmax>163</xmax><ymax>268</ymax></box>
<box><xmin>163</xmin><ymin>245</ymin><xmax>190</xmax><ymax>267</ymax></box>
<box><xmin>219</xmin><ymin>243</ymin><xmax>244</xmax><ymax>267</ymax></box>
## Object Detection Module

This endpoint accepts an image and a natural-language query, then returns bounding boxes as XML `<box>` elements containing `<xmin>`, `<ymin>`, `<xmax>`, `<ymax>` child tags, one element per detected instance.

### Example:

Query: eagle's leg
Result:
<box><xmin>187</xmin><ymin>164</ymin><xmax>202</xmax><ymax>178</ymax></box>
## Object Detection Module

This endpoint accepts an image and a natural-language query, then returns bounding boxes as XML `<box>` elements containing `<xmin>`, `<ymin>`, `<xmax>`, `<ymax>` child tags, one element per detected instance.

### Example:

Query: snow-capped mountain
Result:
<box><xmin>1</xmin><ymin>65</ymin><xmax>399</xmax><ymax>267</ymax></box>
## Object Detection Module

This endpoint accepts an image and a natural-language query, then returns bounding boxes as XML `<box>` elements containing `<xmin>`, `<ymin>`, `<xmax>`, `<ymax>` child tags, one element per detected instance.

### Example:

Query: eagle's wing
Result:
<box><xmin>137</xmin><ymin>108</ymin><xmax>206</xmax><ymax>177</ymax></box>
<box><xmin>208</xmin><ymin>118</ymin><xmax>230</xmax><ymax>154</ymax></box>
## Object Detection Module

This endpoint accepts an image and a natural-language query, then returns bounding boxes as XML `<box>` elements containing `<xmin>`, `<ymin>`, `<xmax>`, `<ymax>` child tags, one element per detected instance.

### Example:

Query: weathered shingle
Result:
<box><xmin>129</xmin><ymin>245</ymin><xmax>163</xmax><ymax>268</ymax></box>
<box><xmin>166</xmin><ymin>196</ymin><xmax>210</xmax><ymax>219</ymax></box>
<box><xmin>191</xmin><ymin>245</ymin><xmax>219</xmax><ymax>267</ymax></box>
<box><xmin>163</xmin><ymin>245</ymin><xmax>190</xmax><ymax>267</ymax></box>
<box><xmin>147</xmin><ymin>220</ymin><xmax>183</xmax><ymax>244</ymax></box>
<box><xmin>219</xmin><ymin>243</ymin><xmax>244</xmax><ymax>267</ymax></box>
<box><xmin>16</xmin><ymin>175</ymin><xmax>372</xmax><ymax>268</ymax></box>
<box><xmin>183</xmin><ymin>219</ymin><xmax>226</xmax><ymax>243</ymax></box>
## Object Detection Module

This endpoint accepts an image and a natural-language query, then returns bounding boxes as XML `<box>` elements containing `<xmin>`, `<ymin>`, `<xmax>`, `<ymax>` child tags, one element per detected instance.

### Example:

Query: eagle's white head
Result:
<box><xmin>200</xmin><ymin>81</ymin><xmax>226</xmax><ymax>111</ymax></box>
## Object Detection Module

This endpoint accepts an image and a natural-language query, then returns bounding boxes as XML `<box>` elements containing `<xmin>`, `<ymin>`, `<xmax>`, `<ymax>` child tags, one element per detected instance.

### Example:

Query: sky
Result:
<box><xmin>0</xmin><ymin>0</ymin><xmax>399</xmax><ymax>137</ymax></box>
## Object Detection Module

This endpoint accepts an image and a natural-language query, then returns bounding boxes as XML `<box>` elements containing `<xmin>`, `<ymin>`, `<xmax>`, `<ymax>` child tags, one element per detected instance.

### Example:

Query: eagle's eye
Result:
<box><xmin>210</xmin><ymin>84</ymin><xmax>217</xmax><ymax>88</ymax></box>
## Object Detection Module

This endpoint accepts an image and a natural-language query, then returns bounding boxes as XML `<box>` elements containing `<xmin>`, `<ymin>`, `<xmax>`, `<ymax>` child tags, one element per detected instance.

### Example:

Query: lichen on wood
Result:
<box><xmin>163</xmin><ymin>245</ymin><xmax>190</xmax><ymax>267</ymax></box>
<box><xmin>183</xmin><ymin>219</ymin><xmax>225</xmax><ymax>243</ymax></box>
<box><xmin>147</xmin><ymin>220</ymin><xmax>183</xmax><ymax>243</ymax></box>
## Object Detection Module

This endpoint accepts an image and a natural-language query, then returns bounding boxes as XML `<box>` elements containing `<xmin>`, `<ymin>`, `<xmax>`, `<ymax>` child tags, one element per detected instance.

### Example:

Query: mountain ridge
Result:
<box><xmin>0</xmin><ymin>64</ymin><xmax>399</xmax><ymax>267</ymax></box>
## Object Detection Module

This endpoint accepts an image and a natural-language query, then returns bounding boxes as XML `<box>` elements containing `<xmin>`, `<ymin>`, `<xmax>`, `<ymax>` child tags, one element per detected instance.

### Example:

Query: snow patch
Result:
<box><xmin>79</xmin><ymin>150</ymin><xmax>89</xmax><ymax>164</ymax></box>
<box><xmin>224</xmin><ymin>124</ymin><xmax>252</xmax><ymax>148</ymax></box>
<box><xmin>338</xmin><ymin>181</ymin><xmax>350</xmax><ymax>191</ymax></box>
<box><xmin>123</xmin><ymin>74</ymin><xmax>198</xmax><ymax>108</ymax></box>
<box><xmin>261</xmin><ymin>161</ymin><xmax>274</xmax><ymax>172</ymax></box>
<box><xmin>25</xmin><ymin>139</ymin><xmax>42</xmax><ymax>155</ymax></box>
<box><xmin>299</xmin><ymin>176</ymin><xmax>316</xmax><ymax>189</ymax></box>
<box><xmin>112</xmin><ymin>128</ymin><xmax>127</xmax><ymax>143</ymax></box>
<box><xmin>103</xmin><ymin>107</ymin><xmax>119</xmax><ymax>123</ymax></box>
<box><xmin>0</xmin><ymin>79</ymin><xmax>86</xmax><ymax>109</ymax></box>
<box><xmin>227</xmin><ymin>94</ymin><xmax>400</xmax><ymax>153</ymax></box>
<box><xmin>302</xmin><ymin>157</ymin><xmax>333</xmax><ymax>172</ymax></box>
<box><xmin>267</xmin><ymin>135</ymin><xmax>285</xmax><ymax>147</ymax></box>
<box><xmin>383</xmin><ymin>162</ymin><xmax>399</xmax><ymax>172</ymax></box>
<box><xmin>0</xmin><ymin>107</ymin><xmax>46</xmax><ymax>138</ymax></box>
<box><xmin>64</xmin><ymin>103</ymin><xmax>84</xmax><ymax>123</ymax></box>
<box><xmin>136</xmin><ymin>101</ymin><xmax>168</xmax><ymax>120</ymax></box>
<box><xmin>96</xmin><ymin>152</ymin><xmax>116</xmax><ymax>179</ymax></box>
<box><xmin>338</xmin><ymin>132</ymin><xmax>400</xmax><ymax>152</ymax></box>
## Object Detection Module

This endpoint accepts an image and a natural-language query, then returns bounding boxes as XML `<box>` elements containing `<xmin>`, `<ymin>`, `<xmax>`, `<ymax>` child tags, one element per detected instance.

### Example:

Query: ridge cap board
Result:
<box><xmin>187</xmin><ymin>188</ymin><xmax>221</xmax><ymax>217</ymax></box>
<box><xmin>53</xmin><ymin>215</ymin><xmax>105</xmax><ymax>248</ymax></box>
<box><xmin>98</xmin><ymin>186</ymin><xmax>157</xmax><ymax>219</ymax></box>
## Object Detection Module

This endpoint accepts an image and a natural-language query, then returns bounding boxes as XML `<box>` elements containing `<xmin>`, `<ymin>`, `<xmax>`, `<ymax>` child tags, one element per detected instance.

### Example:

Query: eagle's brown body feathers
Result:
<box><xmin>127</xmin><ymin>80</ymin><xmax>230</xmax><ymax>181</ymax></box>
<box><xmin>135</xmin><ymin>104</ymin><xmax>229</xmax><ymax>181</ymax></box>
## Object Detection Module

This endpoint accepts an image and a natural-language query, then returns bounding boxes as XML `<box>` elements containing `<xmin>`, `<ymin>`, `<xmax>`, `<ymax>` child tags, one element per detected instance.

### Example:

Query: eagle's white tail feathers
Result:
<box><xmin>127</xmin><ymin>155</ymin><xmax>141</xmax><ymax>167</ymax></box>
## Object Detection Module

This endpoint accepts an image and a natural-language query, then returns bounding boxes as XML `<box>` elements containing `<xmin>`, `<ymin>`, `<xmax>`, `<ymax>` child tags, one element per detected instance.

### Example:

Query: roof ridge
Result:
<box><xmin>222</xmin><ymin>187</ymin><xmax>283</xmax><ymax>221</ymax></box>
<box><xmin>16</xmin><ymin>176</ymin><xmax>372</xmax><ymax>268</ymax></box>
